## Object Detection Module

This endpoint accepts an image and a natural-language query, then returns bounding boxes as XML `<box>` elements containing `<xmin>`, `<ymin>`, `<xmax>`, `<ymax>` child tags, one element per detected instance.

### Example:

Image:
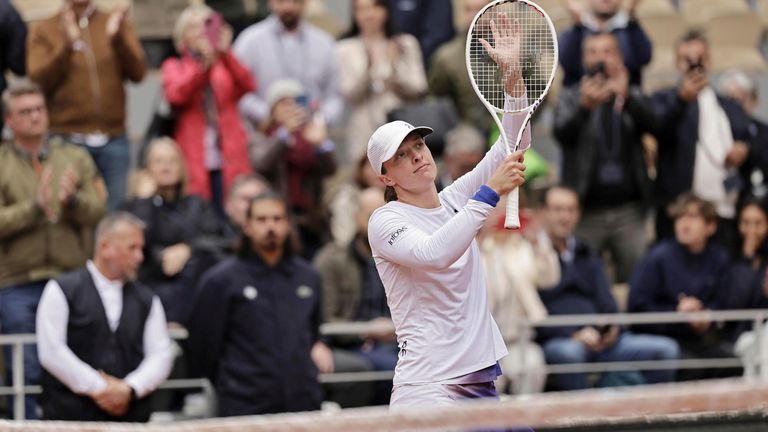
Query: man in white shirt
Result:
<box><xmin>367</xmin><ymin>17</ymin><xmax>530</xmax><ymax>406</ymax></box>
<box><xmin>36</xmin><ymin>212</ymin><xmax>174</xmax><ymax>421</ymax></box>
<box><xmin>233</xmin><ymin>0</ymin><xmax>342</xmax><ymax>126</ymax></box>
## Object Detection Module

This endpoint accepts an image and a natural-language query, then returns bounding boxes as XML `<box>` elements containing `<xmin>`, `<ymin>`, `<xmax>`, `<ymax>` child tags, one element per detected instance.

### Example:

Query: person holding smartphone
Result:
<box><xmin>651</xmin><ymin>30</ymin><xmax>752</xmax><ymax>245</ymax></box>
<box><xmin>247</xmin><ymin>79</ymin><xmax>338</xmax><ymax>259</ymax></box>
<box><xmin>161</xmin><ymin>4</ymin><xmax>256</xmax><ymax>217</ymax></box>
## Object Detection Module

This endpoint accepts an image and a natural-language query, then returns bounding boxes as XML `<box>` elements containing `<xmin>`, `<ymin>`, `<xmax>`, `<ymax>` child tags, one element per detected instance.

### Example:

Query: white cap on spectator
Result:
<box><xmin>266</xmin><ymin>79</ymin><xmax>305</xmax><ymax>107</ymax></box>
<box><xmin>367</xmin><ymin>121</ymin><xmax>433</xmax><ymax>176</ymax></box>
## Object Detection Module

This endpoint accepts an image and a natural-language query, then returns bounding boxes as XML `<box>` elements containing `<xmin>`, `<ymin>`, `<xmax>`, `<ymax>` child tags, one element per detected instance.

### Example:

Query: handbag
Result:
<box><xmin>386</xmin><ymin>97</ymin><xmax>459</xmax><ymax>157</ymax></box>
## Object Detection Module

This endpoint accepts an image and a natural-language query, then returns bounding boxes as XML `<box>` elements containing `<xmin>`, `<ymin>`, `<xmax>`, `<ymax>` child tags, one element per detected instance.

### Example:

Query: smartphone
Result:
<box><xmin>295</xmin><ymin>94</ymin><xmax>309</xmax><ymax>109</ymax></box>
<box><xmin>586</xmin><ymin>61</ymin><xmax>606</xmax><ymax>78</ymax></box>
<box><xmin>687</xmin><ymin>57</ymin><xmax>704</xmax><ymax>73</ymax></box>
<box><xmin>205</xmin><ymin>13</ymin><xmax>224</xmax><ymax>49</ymax></box>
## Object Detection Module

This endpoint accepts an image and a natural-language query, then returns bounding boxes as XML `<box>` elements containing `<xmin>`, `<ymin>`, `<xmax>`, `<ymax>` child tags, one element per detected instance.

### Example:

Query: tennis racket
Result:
<box><xmin>466</xmin><ymin>0</ymin><xmax>558</xmax><ymax>229</ymax></box>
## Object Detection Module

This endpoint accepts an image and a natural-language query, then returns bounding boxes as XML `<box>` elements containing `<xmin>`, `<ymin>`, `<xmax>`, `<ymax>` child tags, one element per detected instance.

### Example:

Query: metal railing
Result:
<box><xmin>1</xmin><ymin>309</ymin><xmax>766</xmax><ymax>420</ymax></box>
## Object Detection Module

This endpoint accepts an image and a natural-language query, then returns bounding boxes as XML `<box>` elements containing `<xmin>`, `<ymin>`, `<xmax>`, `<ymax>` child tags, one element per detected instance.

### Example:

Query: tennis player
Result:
<box><xmin>367</xmin><ymin>18</ymin><xmax>530</xmax><ymax>406</ymax></box>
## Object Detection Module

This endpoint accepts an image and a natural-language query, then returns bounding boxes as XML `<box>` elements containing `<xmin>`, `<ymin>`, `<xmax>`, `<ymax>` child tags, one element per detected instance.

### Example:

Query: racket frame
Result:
<box><xmin>465</xmin><ymin>0</ymin><xmax>559</xmax><ymax>229</ymax></box>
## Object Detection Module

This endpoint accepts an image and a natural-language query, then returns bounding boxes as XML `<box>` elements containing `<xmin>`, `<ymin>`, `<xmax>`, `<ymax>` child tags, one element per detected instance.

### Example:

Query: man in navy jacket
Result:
<box><xmin>537</xmin><ymin>186</ymin><xmax>679</xmax><ymax>390</ymax></box>
<box><xmin>651</xmin><ymin>30</ymin><xmax>752</xmax><ymax>242</ymax></box>
<box><xmin>187</xmin><ymin>192</ymin><xmax>333</xmax><ymax>416</ymax></box>
<box><xmin>629</xmin><ymin>193</ymin><xmax>739</xmax><ymax>380</ymax></box>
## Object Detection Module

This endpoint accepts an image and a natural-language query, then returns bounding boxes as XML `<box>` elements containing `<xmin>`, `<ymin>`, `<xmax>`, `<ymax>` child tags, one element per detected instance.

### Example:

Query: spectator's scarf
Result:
<box><xmin>693</xmin><ymin>86</ymin><xmax>737</xmax><ymax>218</ymax></box>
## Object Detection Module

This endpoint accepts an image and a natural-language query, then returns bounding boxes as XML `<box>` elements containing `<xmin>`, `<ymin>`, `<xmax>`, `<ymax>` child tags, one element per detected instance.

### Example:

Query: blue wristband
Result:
<box><xmin>472</xmin><ymin>185</ymin><xmax>500</xmax><ymax>207</ymax></box>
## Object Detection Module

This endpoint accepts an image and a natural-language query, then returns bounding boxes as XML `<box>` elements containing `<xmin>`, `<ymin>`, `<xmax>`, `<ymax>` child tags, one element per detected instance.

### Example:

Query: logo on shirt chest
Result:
<box><xmin>243</xmin><ymin>286</ymin><xmax>258</xmax><ymax>300</ymax></box>
<box><xmin>388</xmin><ymin>226</ymin><xmax>408</xmax><ymax>245</ymax></box>
<box><xmin>296</xmin><ymin>285</ymin><xmax>314</xmax><ymax>299</ymax></box>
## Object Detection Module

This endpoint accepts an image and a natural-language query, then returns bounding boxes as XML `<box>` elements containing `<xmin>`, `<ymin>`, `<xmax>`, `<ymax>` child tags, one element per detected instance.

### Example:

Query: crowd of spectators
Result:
<box><xmin>2</xmin><ymin>0</ymin><xmax>768</xmax><ymax>422</ymax></box>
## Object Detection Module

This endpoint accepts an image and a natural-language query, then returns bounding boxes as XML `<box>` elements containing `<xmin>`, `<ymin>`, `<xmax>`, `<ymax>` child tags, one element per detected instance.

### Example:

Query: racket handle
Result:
<box><xmin>505</xmin><ymin>187</ymin><xmax>521</xmax><ymax>230</ymax></box>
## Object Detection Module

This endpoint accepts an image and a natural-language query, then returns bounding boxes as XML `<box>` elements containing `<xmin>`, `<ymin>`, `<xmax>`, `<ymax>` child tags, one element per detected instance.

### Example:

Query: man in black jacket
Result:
<box><xmin>553</xmin><ymin>31</ymin><xmax>655</xmax><ymax>282</ymax></box>
<box><xmin>651</xmin><ymin>30</ymin><xmax>752</xmax><ymax>244</ymax></box>
<box><xmin>187</xmin><ymin>192</ymin><xmax>333</xmax><ymax>416</ymax></box>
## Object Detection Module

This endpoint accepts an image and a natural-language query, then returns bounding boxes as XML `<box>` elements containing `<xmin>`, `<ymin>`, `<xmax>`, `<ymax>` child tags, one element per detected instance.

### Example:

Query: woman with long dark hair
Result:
<box><xmin>724</xmin><ymin>197</ymin><xmax>768</xmax><ymax>340</ymax></box>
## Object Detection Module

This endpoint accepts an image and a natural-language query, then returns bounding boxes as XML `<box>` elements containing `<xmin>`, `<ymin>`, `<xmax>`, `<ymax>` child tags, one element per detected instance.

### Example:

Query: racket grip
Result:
<box><xmin>504</xmin><ymin>187</ymin><xmax>521</xmax><ymax>230</ymax></box>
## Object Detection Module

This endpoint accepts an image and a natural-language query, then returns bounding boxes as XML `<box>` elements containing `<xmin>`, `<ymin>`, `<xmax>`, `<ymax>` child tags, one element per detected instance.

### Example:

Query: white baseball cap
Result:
<box><xmin>266</xmin><ymin>79</ymin><xmax>305</xmax><ymax>108</ymax></box>
<box><xmin>367</xmin><ymin>120</ymin><xmax>433</xmax><ymax>176</ymax></box>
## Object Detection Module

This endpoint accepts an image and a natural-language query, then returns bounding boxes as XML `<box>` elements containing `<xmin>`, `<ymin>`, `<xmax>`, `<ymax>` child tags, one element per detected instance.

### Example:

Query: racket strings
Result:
<box><xmin>468</xmin><ymin>1</ymin><xmax>556</xmax><ymax>112</ymax></box>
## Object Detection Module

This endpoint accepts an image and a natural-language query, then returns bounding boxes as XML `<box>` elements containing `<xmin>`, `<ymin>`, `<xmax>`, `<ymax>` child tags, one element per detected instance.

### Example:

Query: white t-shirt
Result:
<box><xmin>368</xmin><ymin>97</ymin><xmax>530</xmax><ymax>386</ymax></box>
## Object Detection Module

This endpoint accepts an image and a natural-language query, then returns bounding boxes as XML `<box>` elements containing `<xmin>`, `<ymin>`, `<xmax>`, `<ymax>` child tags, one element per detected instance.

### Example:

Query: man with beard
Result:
<box><xmin>36</xmin><ymin>212</ymin><xmax>174</xmax><ymax>421</ymax></box>
<box><xmin>187</xmin><ymin>192</ymin><xmax>333</xmax><ymax>416</ymax></box>
<box><xmin>233</xmin><ymin>0</ymin><xmax>342</xmax><ymax>127</ymax></box>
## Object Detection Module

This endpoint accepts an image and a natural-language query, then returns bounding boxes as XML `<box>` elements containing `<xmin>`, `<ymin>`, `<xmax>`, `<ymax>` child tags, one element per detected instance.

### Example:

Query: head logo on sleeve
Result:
<box><xmin>388</xmin><ymin>226</ymin><xmax>408</xmax><ymax>246</ymax></box>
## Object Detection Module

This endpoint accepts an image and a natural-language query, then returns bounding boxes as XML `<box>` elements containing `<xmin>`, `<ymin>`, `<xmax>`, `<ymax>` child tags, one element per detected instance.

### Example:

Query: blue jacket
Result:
<box><xmin>628</xmin><ymin>240</ymin><xmax>729</xmax><ymax>340</ymax></box>
<box><xmin>651</xmin><ymin>88</ymin><xmax>752</xmax><ymax>208</ymax></box>
<box><xmin>558</xmin><ymin>20</ymin><xmax>651</xmax><ymax>86</ymax></box>
<box><xmin>186</xmin><ymin>253</ymin><xmax>324</xmax><ymax>416</ymax></box>
<box><xmin>536</xmin><ymin>239</ymin><xmax>619</xmax><ymax>342</ymax></box>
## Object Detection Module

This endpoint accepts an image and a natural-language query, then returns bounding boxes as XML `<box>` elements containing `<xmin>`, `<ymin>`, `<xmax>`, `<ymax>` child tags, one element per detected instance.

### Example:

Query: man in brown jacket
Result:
<box><xmin>0</xmin><ymin>79</ymin><xmax>105</xmax><ymax>419</ymax></box>
<box><xmin>27</xmin><ymin>0</ymin><xmax>146</xmax><ymax>211</ymax></box>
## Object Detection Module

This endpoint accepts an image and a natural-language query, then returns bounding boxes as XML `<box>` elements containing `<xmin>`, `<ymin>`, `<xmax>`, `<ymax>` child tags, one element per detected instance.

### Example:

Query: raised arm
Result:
<box><xmin>370</xmin><ymin>154</ymin><xmax>523</xmax><ymax>271</ymax></box>
<box><xmin>439</xmin><ymin>96</ymin><xmax>530</xmax><ymax>212</ymax></box>
<box><xmin>442</xmin><ymin>13</ymin><xmax>531</xmax><ymax>209</ymax></box>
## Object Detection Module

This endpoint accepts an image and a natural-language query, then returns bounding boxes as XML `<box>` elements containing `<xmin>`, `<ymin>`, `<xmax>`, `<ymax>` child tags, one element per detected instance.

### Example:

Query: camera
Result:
<box><xmin>294</xmin><ymin>94</ymin><xmax>309</xmax><ymax>109</ymax></box>
<box><xmin>586</xmin><ymin>61</ymin><xmax>606</xmax><ymax>78</ymax></box>
<box><xmin>686</xmin><ymin>57</ymin><xmax>704</xmax><ymax>73</ymax></box>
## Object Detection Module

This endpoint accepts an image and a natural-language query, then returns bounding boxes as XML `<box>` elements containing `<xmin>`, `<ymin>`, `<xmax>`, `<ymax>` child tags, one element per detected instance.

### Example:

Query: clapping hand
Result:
<box><xmin>60</xmin><ymin>4</ymin><xmax>81</xmax><ymax>45</ymax></box>
<box><xmin>58</xmin><ymin>166</ymin><xmax>78</xmax><ymax>207</ymax></box>
<box><xmin>106</xmin><ymin>4</ymin><xmax>129</xmax><ymax>40</ymax></box>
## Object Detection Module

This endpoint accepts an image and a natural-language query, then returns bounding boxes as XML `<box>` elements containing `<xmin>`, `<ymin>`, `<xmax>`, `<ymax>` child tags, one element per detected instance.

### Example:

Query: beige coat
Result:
<box><xmin>336</xmin><ymin>34</ymin><xmax>427</xmax><ymax>162</ymax></box>
<box><xmin>481</xmin><ymin>232</ymin><xmax>560</xmax><ymax>343</ymax></box>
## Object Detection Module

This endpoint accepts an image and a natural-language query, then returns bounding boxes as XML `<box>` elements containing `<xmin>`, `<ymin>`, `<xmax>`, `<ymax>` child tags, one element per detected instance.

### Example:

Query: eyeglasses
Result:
<box><xmin>14</xmin><ymin>105</ymin><xmax>46</xmax><ymax>117</ymax></box>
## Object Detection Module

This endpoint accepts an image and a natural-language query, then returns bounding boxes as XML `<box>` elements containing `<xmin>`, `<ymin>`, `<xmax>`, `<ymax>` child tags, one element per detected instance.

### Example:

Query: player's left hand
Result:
<box><xmin>479</xmin><ymin>13</ymin><xmax>523</xmax><ymax>97</ymax></box>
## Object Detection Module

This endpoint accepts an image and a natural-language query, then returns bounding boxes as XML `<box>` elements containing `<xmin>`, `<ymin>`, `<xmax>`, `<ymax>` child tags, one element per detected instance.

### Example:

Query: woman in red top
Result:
<box><xmin>161</xmin><ymin>4</ymin><xmax>255</xmax><ymax>213</ymax></box>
